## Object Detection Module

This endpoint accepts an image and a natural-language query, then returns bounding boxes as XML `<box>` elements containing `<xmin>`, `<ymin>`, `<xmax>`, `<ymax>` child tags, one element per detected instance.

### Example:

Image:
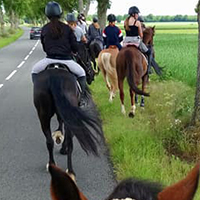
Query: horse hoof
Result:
<box><xmin>60</xmin><ymin>148</ymin><xmax>68</xmax><ymax>155</ymax></box>
<box><xmin>46</xmin><ymin>162</ymin><xmax>56</xmax><ymax>172</ymax></box>
<box><xmin>128</xmin><ymin>112</ymin><xmax>135</xmax><ymax>118</ymax></box>
<box><xmin>66</xmin><ymin>169</ymin><xmax>76</xmax><ymax>183</ymax></box>
<box><xmin>52</xmin><ymin>131</ymin><xmax>64</xmax><ymax>145</ymax></box>
<box><xmin>140</xmin><ymin>103</ymin><xmax>145</xmax><ymax>107</ymax></box>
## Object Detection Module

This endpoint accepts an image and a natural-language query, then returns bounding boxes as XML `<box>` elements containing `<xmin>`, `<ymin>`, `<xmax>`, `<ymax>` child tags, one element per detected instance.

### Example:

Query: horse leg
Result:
<box><xmin>52</xmin><ymin>113</ymin><xmax>64</xmax><ymax>145</ymax></box>
<box><xmin>62</xmin><ymin>125</ymin><xmax>75</xmax><ymax>176</ymax></box>
<box><xmin>135</xmin><ymin>94</ymin><xmax>138</xmax><ymax>104</ymax></box>
<box><xmin>140</xmin><ymin>95</ymin><xmax>145</xmax><ymax>107</ymax></box>
<box><xmin>129</xmin><ymin>89</ymin><xmax>136</xmax><ymax>118</ymax></box>
<box><xmin>39</xmin><ymin>115</ymin><xmax>55</xmax><ymax>169</ymax></box>
<box><xmin>118</xmin><ymin>80</ymin><xmax>126</xmax><ymax>115</ymax></box>
<box><xmin>141</xmin><ymin>75</ymin><xmax>148</xmax><ymax>107</ymax></box>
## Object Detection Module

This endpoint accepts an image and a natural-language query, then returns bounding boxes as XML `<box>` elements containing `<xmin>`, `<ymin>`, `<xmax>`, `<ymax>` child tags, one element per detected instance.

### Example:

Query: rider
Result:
<box><xmin>103</xmin><ymin>14</ymin><xmax>123</xmax><ymax>50</ymax></box>
<box><xmin>66</xmin><ymin>13</ymin><xmax>87</xmax><ymax>43</ymax></box>
<box><xmin>77</xmin><ymin>13</ymin><xmax>87</xmax><ymax>36</ymax></box>
<box><xmin>31</xmin><ymin>1</ymin><xmax>87</xmax><ymax>106</ymax></box>
<box><xmin>87</xmin><ymin>17</ymin><xmax>103</xmax><ymax>50</ymax></box>
<box><xmin>123</xmin><ymin>6</ymin><xmax>152</xmax><ymax>74</ymax></box>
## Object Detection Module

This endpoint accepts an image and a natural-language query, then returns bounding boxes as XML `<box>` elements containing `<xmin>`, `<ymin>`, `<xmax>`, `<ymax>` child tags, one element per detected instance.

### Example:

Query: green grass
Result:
<box><xmin>0</xmin><ymin>28</ymin><xmax>24</xmax><ymax>49</ymax></box>
<box><xmin>90</xmin><ymin>22</ymin><xmax>200</xmax><ymax>199</ymax></box>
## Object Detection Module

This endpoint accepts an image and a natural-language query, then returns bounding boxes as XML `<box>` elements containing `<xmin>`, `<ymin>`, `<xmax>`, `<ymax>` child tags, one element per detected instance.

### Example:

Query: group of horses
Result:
<box><xmin>32</xmin><ymin>26</ymin><xmax>200</xmax><ymax>200</ymax></box>
<box><xmin>98</xmin><ymin>26</ymin><xmax>158</xmax><ymax>117</ymax></box>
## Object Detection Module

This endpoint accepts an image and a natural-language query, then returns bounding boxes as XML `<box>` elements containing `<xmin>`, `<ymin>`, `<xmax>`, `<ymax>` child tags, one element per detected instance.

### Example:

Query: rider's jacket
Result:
<box><xmin>87</xmin><ymin>23</ymin><xmax>103</xmax><ymax>43</ymax></box>
<box><xmin>41</xmin><ymin>22</ymin><xmax>78</xmax><ymax>60</ymax></box>
<box><xmin>103</xmin><ymin>25</ymin><xmax>123</xmax><ymax>50</ymax></box>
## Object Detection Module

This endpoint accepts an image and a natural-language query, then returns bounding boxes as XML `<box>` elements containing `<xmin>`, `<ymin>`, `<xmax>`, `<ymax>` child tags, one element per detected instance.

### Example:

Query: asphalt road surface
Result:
<box><xmin>0</xmin><ymin>27</ymin><xmax>116</xmax><ymax>200</ymax></box>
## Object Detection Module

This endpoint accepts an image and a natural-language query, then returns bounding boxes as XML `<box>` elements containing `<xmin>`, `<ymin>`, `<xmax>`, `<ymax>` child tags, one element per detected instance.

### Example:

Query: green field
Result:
<box><xmin>91</xmin><ymin>22</ymin><xmax>200</xmax><ymax>199</ymax></box>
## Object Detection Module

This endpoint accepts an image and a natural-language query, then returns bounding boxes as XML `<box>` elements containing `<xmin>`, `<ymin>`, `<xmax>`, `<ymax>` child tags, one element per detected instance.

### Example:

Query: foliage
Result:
<box><xmin>115</xmin><ymin>14</ymin><xmax>197</xmax><ymax>22</ymax></box>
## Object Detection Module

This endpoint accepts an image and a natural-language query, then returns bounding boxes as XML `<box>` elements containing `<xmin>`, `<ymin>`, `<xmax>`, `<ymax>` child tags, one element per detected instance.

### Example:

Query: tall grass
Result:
<box><xmin>91</xmin><ymin>22</ymin><xmax>200</xmax><ymax>199</ymax></box>
<box><xmin>0</xmin><ymin>28</ymin><xmax>23</xmax><ymax>49</ymax></box>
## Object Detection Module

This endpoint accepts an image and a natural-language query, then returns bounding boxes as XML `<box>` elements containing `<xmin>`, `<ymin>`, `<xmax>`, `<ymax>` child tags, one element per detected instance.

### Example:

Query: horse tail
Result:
<box><xmin>125</xmin><ymin>50</ymin><xmax>150</xmax><ymax>96</ymax></box>
<box><xmin>50</xmin><ymin>77</ymin><xmax>103</xmax><ymax>156</ymax></box>
<box><xmin>151</xmin><ymin>57</ymin><xmax>162</xmax><ymax>76</ymax></box>
<box><xmin>101</xmin><ymin>53</ymin><xmax>113</xmax><ymax>75</ymax></box>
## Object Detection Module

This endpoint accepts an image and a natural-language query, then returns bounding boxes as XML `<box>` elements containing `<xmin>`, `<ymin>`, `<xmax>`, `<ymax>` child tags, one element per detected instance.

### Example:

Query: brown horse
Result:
<box><xmin>116</xmin><ymin>45</ymin><xmax>149</xmax><ymax>117</ymax></box>
<box><xmin>98</xmin><ymin>45</ymin><xmax>119</xmax><ymax>102</ymax></box>
<box><xmin>143</xmin><ymin>26</ymin><xmax>162</xmax><ymax>76</ymax></box>
<box><xmin>49</xmin><ymin>163</ymin><xmax>200</xmax><ymax>200</ymax></box>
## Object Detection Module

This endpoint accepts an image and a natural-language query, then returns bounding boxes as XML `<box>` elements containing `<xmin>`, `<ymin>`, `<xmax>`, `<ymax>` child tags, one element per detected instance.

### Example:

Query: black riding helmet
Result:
<box><xmin>66</xmin><ymin>13</ymin><xmax>76</xmax><ymax>22</ymax></box>
<box><xmin>107</xmin><ymin>14</ymin><xmax>116</xmax><ymax>22</ymax></box>
<box><xmin>128</xmin><ymin>6</ymin><xmax>140</xmax><ymax>15</ymax></box>
<box><xmin>93</xmin><ymin>17</ymin><xmax>98</xmax><ymax>23</ymax></box>
<box><xmin>45</xmin><ymin>1</ymin><xmax>62</xmax><ymax>19</ymax></box>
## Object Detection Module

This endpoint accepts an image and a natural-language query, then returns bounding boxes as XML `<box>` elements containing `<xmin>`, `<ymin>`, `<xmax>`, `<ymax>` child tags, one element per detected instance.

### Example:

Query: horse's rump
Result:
<box><xmin>34</xmin><ymin>69</ymin><xmax>103</xmax><ymax>155</ymax></box>
<box><xmin>116</xmin><ymin>46</ymin><xmax>149</xmax><ymax>96</ymax></box>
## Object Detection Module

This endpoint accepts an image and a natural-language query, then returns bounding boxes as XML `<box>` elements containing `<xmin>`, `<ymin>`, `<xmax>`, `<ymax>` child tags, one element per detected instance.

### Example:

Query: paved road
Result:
<box><xmin>0</xmin><ymin>27</ymin><xmax>116</xmax><ymax>200</ymax></box>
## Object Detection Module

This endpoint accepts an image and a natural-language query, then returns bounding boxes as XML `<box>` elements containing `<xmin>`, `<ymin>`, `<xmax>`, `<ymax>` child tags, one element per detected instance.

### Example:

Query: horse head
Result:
<box><xmin>143</xmin><ymin>26</ymin><xmax>155</xmax><ymax>46</ymax></box>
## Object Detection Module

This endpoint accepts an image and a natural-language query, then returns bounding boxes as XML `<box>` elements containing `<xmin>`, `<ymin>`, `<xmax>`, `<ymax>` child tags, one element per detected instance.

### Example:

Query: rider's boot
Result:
<box><xmin>77</xmin><ymin>76</ymin><xmax>87</xmax><ymax>108</ymax></box>
<box><xmin>145</xmin><ymin>48</ymin><xmax>152</xmax><ymax>74</ymax></box>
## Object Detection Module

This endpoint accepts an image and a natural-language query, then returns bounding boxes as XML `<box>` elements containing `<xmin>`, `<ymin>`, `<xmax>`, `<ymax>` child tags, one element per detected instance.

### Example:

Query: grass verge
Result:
<box><xmin>0</xmin><ymin>28</ymin><xmax>24</xmax><ymax>49</ymax></box>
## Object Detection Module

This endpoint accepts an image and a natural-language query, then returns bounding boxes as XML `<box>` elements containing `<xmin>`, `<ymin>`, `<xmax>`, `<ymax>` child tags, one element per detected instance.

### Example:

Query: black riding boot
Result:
<box><xmin>145</xmin><ymin>48</ymin><xmax>152</xmax><ymax>74</ymax></box>
<box><xmin>77</xmin><ymin>76</ymin><xmax>87</xmax><ymax>107</ymax></box>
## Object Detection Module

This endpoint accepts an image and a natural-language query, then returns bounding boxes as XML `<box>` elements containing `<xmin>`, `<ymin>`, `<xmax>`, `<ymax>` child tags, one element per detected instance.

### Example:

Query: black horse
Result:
<box><xmin>75</xmin><ymin>42</ymin><xmax>95</xmax><ymax>85</ymax></box>
<box><xmin>33</xmin><ymin>68</ymin><xmax>103</xmax><ymax>176</ymax></box>
<box><xmin>88</xmin><ymin>39</ymin><xmax>103</xmax><ymax>73</ymax></box>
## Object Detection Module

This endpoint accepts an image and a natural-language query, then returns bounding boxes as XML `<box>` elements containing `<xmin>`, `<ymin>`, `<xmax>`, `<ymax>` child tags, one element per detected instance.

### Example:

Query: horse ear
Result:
<box><xmin>158</xmin><ymin>163</ymin><xmax>200</xmax><ymax>200</ymax></box>
<box><xmin>49</xmin><ymin>164</ymin><xmax>88</xmax><ymax>200</ymax></box>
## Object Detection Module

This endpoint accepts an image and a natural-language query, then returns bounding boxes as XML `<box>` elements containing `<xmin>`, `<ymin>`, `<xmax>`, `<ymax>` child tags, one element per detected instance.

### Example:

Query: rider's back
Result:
<box><xmin>41</xmin><ymin>22</ymin><xmax>78</xmax><ymax>59</ymax></box>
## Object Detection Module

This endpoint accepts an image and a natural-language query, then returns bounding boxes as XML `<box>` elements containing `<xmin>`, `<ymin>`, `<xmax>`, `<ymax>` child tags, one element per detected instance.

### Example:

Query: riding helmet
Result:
<box><xmin>93</xmin><ymin>17</ymin><xmax>98</xmax><ymax>23</ymax></box>
<box><xmin>107</xmin><ymin>14</ymin><xmax>116</xmax><ymax>22</ymax></box>
<box><xmin>66</xmin><ymin>13</ymin><xmax>77</xmax><ymax>22</ymax></box>
<box><xmin>128</xmin><ymin>6</ymin><xmax>140</xmax><ymax>15</ymax></box>
<box><xmin>138</xmin><ymin>16</ymin><xmax>144</xmax><ymax>22</ymax></box>
<box><xmin>45</xmin><ymin>1</ymin><xmax>62</xmax><ymax>19</ymax></box>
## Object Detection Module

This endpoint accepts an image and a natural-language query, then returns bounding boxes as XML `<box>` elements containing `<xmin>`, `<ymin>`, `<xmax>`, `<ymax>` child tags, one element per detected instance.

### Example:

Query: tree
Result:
<box><xmin>97</xmin><ymin>0</ymin><xmax>110</xmax><ymax>29</ymax></box>
<box><xmin>191</xmin><ymin>1</ymin><xmax>200</xmax><ymax>125</ymax></box>
<box><xmin>0</xmin><ymin>0</ymin><xmax>5</xmax><ymax>35</ymax></box>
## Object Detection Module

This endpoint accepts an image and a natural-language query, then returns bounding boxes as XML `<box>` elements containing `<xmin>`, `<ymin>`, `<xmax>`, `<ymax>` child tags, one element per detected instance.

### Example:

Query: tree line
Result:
<box><xmin>0</xmin><ymin>0</ymin><xmax>110</xmax><ymax>36</ymax></box>
<box><xmin>115</xmin><ymin>14</ymin><xmax>197</xmax><ymax>23</ymax></box>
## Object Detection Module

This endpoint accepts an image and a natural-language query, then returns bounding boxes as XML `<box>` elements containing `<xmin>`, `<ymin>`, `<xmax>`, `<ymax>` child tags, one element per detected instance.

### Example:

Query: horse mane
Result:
<box><xmin>105</xmin><ymin>178</ymin><xmax>163</xmax><ymax>200</ymax></box>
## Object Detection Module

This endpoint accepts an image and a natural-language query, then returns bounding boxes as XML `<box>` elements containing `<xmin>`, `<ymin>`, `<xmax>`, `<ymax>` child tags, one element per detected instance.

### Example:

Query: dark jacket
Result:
<box><xmin>87</xmin><ymin>23</ymin><xmax>103</xmax><ymax>43</ymax></box>
<box><xmin>41</xmin><ymin>22</ymin><xmax>78</xmax><ymax>60</ymax></box>
<box><xmin>103</xmin><ymin>25</ymin><xmax>123</xmax><ymax>50</ymax></box>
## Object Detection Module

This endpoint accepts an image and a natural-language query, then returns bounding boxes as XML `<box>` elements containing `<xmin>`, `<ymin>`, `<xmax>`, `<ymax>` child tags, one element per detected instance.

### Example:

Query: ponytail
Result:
<box><xmin>49</xmin><ymin>17</ymin><xmax>64</xmax><ymax>39</ymax></box>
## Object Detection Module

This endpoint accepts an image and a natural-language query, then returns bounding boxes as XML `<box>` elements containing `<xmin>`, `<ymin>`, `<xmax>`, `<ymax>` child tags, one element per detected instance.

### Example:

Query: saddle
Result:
<box><xmin>45</xmin><ymin>63</ymin><xmax>72</xmax><ymax>72</ymax></box>
<box><xmin>45</xmin><ymin>63</ymin><xmax>81</xmax><ymax>92</ymax></box>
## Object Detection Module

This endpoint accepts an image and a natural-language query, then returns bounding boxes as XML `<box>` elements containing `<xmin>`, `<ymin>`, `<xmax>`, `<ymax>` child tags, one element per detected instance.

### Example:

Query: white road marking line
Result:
<box><xmin>1</xmin><ymin>40</ymin><xmax>39</xmax><ymax>89</ymax></box>
<box><xmin>17</xmin><ymin>61</ymin><xmax>25</xmax><ymax>68</ymax></box>
<box><xmin>6</xmin><ymin>70</ymin><xmax>17</xmax><ymax>80</ymax></box>
<box><xmin>24</xmin><ymin>55</ymin><xmax>29</xmax><ymax>60</ymax></box>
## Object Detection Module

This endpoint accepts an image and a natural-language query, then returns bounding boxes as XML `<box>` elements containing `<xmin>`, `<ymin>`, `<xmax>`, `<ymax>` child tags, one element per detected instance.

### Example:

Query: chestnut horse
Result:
<box><xmin>98</xmin><ymin>45</ymin><xmax>119</xmax><ymax>102</ymax></box>
<box><xmin>116</xmin><ymin>45</ymin><xmax>149</xmax><ymax>117</ymax></box>
<box><xmin>49</xmin><ymin>163</ymin><xmax>200</xmax><ymax>200</ymax></box>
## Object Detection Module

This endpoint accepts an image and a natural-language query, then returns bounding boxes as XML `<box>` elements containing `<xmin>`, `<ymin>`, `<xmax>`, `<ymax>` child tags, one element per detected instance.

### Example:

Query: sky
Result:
<box><xmin>89</xmin><ymin>0</ymin><xmax>198</xmax><ymax>16</ymax></box>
